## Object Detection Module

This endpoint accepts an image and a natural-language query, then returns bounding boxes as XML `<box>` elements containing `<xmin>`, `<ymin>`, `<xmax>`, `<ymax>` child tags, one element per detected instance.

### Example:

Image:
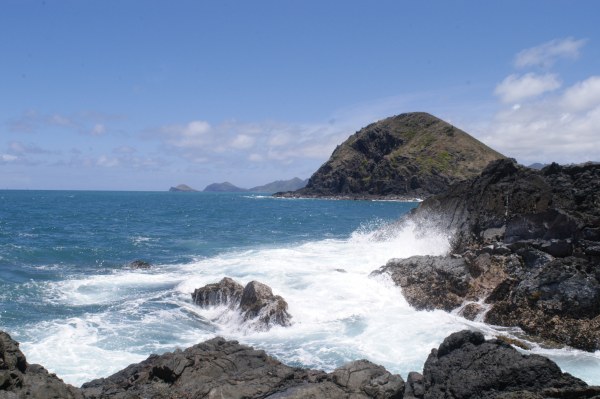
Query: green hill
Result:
<box><xmin>288</xmin><ymin>112</ymin><xmax>505</xmax><ymax>199</ymax></box>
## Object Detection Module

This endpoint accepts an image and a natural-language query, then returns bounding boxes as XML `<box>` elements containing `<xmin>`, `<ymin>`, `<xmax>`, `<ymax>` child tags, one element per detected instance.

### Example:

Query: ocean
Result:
<box><xmin>1</xmin><ymin>190</ymin><xmax>599</xmax><ymax>386</ymax></box>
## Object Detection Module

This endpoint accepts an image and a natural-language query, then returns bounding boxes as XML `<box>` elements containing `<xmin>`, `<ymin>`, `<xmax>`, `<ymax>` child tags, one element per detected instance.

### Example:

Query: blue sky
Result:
<box><xmin>2</xmin><ymin>1</ymin><xmax>599</xmax><ymax>190</ymax></box>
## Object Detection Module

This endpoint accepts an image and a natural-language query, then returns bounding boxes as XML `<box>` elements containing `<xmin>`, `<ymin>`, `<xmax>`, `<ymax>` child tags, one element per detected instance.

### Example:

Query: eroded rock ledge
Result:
<box><xmin>375</xmin><ymin>159</ymin><xmax>600</xmax><ymax>351</ymax></box>
<box><xmin>3</xmin><ymin>328</ymin><xmax>599</xmax><ymax>398</ymax></box>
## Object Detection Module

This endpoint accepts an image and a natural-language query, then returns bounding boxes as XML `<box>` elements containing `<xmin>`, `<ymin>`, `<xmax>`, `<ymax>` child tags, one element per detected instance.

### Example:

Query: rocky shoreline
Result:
<box><xmin>3</xmin><ymin>158</ymin><xmax>599</xmax><ymax>398</ymax></box>
<box><xmin>3</xmin><ymin>328</ymin><xmax>600</xmax><ymax>398</ymax></box>
<box><xmin>375</xmin><ymin>159</ymin><xmax>600</xmax><ymax>352</ymax></box>
<box><xmin>273</xmin><ymin>191</ymin><xmax>424</xmax><ymax>202</ymax></box>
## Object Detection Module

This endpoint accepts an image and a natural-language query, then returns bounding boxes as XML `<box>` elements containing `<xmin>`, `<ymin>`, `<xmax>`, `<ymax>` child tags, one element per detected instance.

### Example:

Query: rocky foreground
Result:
<box><xmin>3</xmin><ymin>329</ymin><xmax>600</xmax><ymax>398</ymax></box>
<box><xmin>375</xmin><ymin>159</ymin><xmax>600</xmax><ymax>351</ymax></box>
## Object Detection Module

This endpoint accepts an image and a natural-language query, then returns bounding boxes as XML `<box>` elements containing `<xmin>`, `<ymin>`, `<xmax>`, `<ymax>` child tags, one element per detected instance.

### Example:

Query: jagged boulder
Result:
<box><xmin>420</xmin><ymin>330</ymin><xmax>599</xmax><ymax>399</ymax></box>
<box><xmin>191</xmin><ymin>278</ymin><xmax>292</xmax><ymax>330</ymax></box>
<box><xmin>191</xmin><ymin>277</ymin><xmax>244</xmax><ymax>308</ymax></box>
<box><xmin>416</xmin><ymin>330</ymin><xmax>600</xmax><ymax>399</ymax></box>
<box><xmin>239</xmin><ymin>281</ymin><xmax>291</xmax><ymax>327</ymax></box>
<box><xmin>0</xmin><ymin>331</ymin><xmax>82</xmax><ymax>399</ymax></box>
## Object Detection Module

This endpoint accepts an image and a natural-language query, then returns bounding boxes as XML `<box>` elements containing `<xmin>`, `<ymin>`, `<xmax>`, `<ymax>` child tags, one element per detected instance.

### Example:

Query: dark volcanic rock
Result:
<box><xmin>0</xmin><ymin>331</ymin><xmax>82</xmax><ymax>399</ymax></box>
<box><xmin>374</xmin><ymin>253</ymin><xmax>511</xmax><ymax>313</ymax></box>
<box><xmin>4</xmin><ymin>328</ymin><xmax>600</xmax><ymax>399</ymax></box>
<box><xmin>81</xmin><ymin>337</ymin><xmax>404</xmax><ymax>399</ymax></box>
<box><xmin>421</xmin><ymin>330</ymin><xmax>599</xmax><ymax>399</ymax></box>
<box><xmin>191</xmin><ymin>278</ymin><xmax>292</xmax><ymax>330</ymax></box>
<box><xmin>191</xmin><ymin>277</ymin><xmax>244</xmax><ymax>308</ymax></box>
<box><xmin>378</xmin><ymin>159</ymin><xmax>600</xmax><ymax>351</ymax></box>
<box><xmin>239</xmin><ymin>281</ymin><xmax>292</xmax><ymax>328</ymax></box>
<box><xmin>374</xmin><ymin>256</ymin><xmax>472</xmax><ymax>311</ymax></box>
<box><xmin>412</xmin><ymin>159</ymin><xmax>600</xmax><ymax>254</ymax></box>
<box><xmin>127</xmin><ymin>260</ymin><xmax>151</xmax><ymax>269</ymax></box>
<box><xmin>277</xmin><ymin>112</ymin><xmax>504</xmax><ymax>199</ymax></box>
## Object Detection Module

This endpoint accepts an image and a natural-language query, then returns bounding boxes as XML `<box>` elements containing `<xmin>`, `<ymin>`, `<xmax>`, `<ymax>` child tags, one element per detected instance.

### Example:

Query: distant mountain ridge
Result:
<box><xmin>278</xmin><ymin>112</ymin><xmax>505</xmax><ymax>199</ymax></box>
<box><xmin>249</xmin><ymin>177</ymin><xmax>308</xmax><ymax>193</ymax></box>
<box><xmin>192</xmin><ymin>178</ymin><xmax>308</xmax><ymax>193</ymax></box>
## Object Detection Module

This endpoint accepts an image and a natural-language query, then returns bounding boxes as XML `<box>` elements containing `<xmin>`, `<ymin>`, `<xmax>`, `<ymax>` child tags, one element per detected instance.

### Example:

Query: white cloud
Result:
<box><xmin>183</xmin><ymin>120</ymin><xmax>211</xmax><ymax>137</ymax></box>
<box><xmin>90</xmin><ymin>124</ymin><xmax>106</xmax><ymax>136</ymax></box>
<box><xmin>96</xmin><ymin>155</ymin><xmax>120</xmax><ymax>167</ymax></box>
<box><xmin>561</xmin><ymin>76</ymin><xmax>600</xmax><ymax>112</ymax></box>
<box><xmin>1</xmin><ymin>154</ymin><xmax>18</xmax><ymax>162</ymax></box>
<box><xmin>50</xmin><ymin>114</ymin><xmax>74</xmax><ymax>127</ymax></box>
<box><xmin>164</xmin><ymin>120</ymin><xmax>212</xmax><ymax>148</ymax></box>
<box><xmin>248</xmin><ymin>153</ymin><xmax>263</xmax><ymax>162</ymax></box>
<box><xmin>230</xmin><ymin>134</ymin><xmax>255</xmax><ymax>149</ymax></box>
<box><xmin>480</xmin><ymin>77</ymin><xmax>600</xmax><ymax>164</ymax></box>
<box><xmin>494</xmin><ymin>73</ymin><xmax>561</xmax><ymax>103</ymax></box>
<box><xmin>515</xmin><ymin>37</ymin><xmax>586</xmax><ymax>68</ymax></box>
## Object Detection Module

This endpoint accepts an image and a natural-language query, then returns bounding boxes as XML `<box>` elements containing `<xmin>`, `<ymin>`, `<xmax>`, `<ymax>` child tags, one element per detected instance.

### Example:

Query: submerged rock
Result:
<box><xmin>127</xmin><ymin>259</ymin><xmax>151</xmax><ymax>269</ymax></box>
<box><xmin>191</xmin><ymin>278</ymin><xmax>292</xmax><ymax>330</ymax></box>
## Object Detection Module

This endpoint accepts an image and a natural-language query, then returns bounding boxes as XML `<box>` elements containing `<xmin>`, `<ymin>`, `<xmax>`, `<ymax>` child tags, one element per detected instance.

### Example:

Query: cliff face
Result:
<box><xmin>290</xmin><ymin>112</ymin><xmax>504</xmax><ymax>198</ymax></box>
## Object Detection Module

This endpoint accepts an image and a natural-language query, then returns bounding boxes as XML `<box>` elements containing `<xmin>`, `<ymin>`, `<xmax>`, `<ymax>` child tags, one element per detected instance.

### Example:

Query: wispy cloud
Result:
<box><xmin>481</xmin><ymin>37</ymin><xmax>600</xmax><ymax>164</ymax></box>
<box><xmin>514</xmin><ymin>37</ymin><xmax>586</xmax><ymax>68</ymax></box>
<box><xmin>6</xmin><ymin>111</ymin><xmax>121</xmax><ymax>136</ymax></box>
<box><xmin>494</xmin><ymin>73</ymin><xmax>561</xmax><ymax>103</ymax></box>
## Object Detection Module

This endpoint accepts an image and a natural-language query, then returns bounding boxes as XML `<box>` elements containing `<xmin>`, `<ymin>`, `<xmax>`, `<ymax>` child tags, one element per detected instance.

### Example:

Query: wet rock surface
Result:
<box><xmin>80</xmin><ymin>337</ymin><xmax>404</xmax><ymax>399</ymax></box>
<box><xmin>0</xmin><ymin>331</ymin><xmax>82</xmax><ymax>399</ymax></box>
<box><xmin>376</xmin><ymin>159</ymin><xmax>600</xmax><ymax>351</ymax></box>
<box><xmin>420</xmin><ymin>330</ymin><xmax>600</xmax><ymax>399</ymax></box>
<box><xmin>3</xmin><ymin>329</ymin><xmax>599</xmax><ymax>398</ymax></box>
<box><xmin>192</xmin><ymin>278</ymin><xmax>292</xmax><ymax>330</ymax></box>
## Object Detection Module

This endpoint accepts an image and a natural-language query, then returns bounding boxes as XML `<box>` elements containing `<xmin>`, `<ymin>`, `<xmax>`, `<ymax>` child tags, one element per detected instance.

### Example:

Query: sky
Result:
<box><xmin>1</xmin><ymin>1</ymin><xmax>599</xmax><ymax>190</ymax></box>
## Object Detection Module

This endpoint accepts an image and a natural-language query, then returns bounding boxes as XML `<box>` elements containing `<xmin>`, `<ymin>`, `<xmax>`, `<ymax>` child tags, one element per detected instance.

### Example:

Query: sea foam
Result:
<box><xmin>17</xmin><ymin>219</ymin><xmax>600</xmax><ymax>386</ymax></box>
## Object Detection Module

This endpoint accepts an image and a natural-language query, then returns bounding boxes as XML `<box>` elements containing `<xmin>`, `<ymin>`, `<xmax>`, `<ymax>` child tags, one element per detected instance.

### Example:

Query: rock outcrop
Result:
<box><xmin>276</xmin><ymin>112</ymin><xmax>504</xmax><ymax>199</ymax></box>
<box><xmin>419</xmin><ymin>330</ymin><xmax>599</xmax><ymax>399</ymax></box>
<box><xmin>3</xmin><ymin>329</ymin><xmax>599</xmax><ymax>398</ymax></box>
<box><xmin>376</xmin><ymin>159</ymin><xmax>600</xmax><ymax>351</ymax></box>
<box><xmin>191</xmin><ymin>278</ymin><xmax>292</xmax><ymax>330</ymax></box>
<box><xmin>81</xmin><ymin>337</ymin><xmax>404</xmax><ymax>399</ymax></box>
<box><xmin>0</xmin><ymin>331</ymin><xmax>82</xmax><ymax>399</ymax></box>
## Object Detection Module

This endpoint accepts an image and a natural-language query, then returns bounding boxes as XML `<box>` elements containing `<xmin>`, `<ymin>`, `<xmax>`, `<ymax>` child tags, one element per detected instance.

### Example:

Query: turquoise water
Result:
<box><xmin>1</xmin><ymin>190</ymin><xmax>599</xmax><ymax>386</ymax></box>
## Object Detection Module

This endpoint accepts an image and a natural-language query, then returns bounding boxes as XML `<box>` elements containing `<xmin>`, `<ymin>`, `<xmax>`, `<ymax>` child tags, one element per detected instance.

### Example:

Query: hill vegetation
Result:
<box><xmin>284</xmin><ymin>112</ymin><xmax>505</xmax><ymax>199</ymax></box>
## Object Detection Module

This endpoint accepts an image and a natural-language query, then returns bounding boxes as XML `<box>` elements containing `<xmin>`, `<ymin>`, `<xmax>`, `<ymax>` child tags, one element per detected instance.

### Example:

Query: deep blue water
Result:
<box><xmin>1</xmin><ymin>190</ymin><xmax>599</xmax><ymax>386</ymax></box>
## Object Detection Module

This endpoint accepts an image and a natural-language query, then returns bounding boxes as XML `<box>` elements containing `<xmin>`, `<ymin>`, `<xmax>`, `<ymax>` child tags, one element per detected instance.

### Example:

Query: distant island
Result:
<box><xmin>169</xmin><ymin>178</ymin><xmax>308</xmax><ymax>194</ymax></box>
<box><xmin>169</xmin><ymin>184</ymin><xmax>198</xmax><ymax>192</ymax></box>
